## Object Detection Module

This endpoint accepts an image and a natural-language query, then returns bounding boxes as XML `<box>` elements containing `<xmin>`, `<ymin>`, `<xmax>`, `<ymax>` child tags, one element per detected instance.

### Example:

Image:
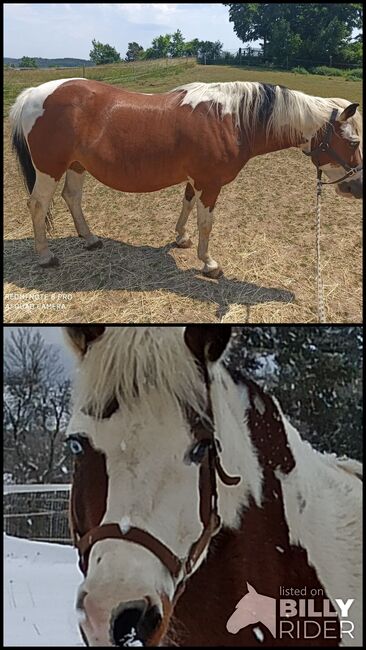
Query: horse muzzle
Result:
<box><xmin>77</xmin><ymin>591</ymin><xmax>164</xmax><ymax>647</ymax></box>
<box><xmin>337</xmin><ymin>176</ymin><xmax>363</xmax><ymax>200</ymax></box>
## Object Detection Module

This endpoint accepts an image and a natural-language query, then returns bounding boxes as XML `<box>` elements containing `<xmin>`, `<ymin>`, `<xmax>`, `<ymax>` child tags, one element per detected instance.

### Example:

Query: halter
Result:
<box><xmin>303</xmin><ymin>108</ymin><xmax>363</xmax><ymax>185</ymax></box>
<box><xmin>74</xmin><ymin>366</ymin><xmax>241</xmax><ymax>604</ymax></box>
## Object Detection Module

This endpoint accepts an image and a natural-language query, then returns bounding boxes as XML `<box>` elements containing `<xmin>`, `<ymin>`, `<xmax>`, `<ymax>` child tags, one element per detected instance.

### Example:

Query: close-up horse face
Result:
<box><xmin>309</xmin><ymin>102</ymin><xmax>363</xmax><ymax>199</ymax></box>
<box><xmin>65</xmin><ymin>326</ymin><xmax>237</xmax><ymax>647</ymax></box>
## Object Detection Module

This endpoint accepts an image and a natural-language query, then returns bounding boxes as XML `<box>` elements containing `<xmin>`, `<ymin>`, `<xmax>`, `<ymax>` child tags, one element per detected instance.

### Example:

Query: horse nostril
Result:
<box><xmin>111</xmin><ymin>601</ymin><xmax>162</xmax><ymax>646</ymax></box>
<box><xmin>137</xmin><ymin>605</ymin><xmax>162</xmax><ymax>644</ymax></box>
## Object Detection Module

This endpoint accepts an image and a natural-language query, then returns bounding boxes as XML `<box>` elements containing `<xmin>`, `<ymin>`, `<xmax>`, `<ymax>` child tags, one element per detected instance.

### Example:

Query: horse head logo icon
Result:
<box><xmin>227</xmin><ymin>583</ymin><xmax>276</xmax><ymax>638</ymax></box>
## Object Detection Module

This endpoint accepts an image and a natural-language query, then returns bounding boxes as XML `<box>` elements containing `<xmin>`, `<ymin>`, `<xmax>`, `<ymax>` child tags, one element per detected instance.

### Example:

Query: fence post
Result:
<box><xmin>204</xmin><ymin>53</ymin><xmax>206</xmax><ymax>65</ymax></box>
<box><xmin>329</xmin><ymin>55</ymin><xmax>332</xmax><ymax>67</ymax></box>
<box><xmin>82</xmin><ymin>64</ymin><xmax>85</xmax><ymax>78</ymax></box>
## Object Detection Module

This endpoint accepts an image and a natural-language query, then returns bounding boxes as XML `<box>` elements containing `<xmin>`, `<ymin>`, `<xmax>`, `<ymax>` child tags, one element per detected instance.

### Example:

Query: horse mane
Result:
<box><xmin>71</xmin><ymin>327</ymin><xmax>207</xmax><ymax>420</ymax></box>
<box><xmin>173</xmin><ymin>81</ymin><xmax>362</xmax><ymax>146</ymax></box>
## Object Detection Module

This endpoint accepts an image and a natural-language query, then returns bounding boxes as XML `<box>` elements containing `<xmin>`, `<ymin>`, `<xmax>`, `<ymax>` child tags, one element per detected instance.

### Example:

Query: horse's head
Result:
<box><xmin>303</xmin><ymin>102</ymin><xmax>362</xmax><ymax>199</ymax></box>
<box><xmin>65</xmin><ymin>325</ymin><xmax>236</xmax><ymax>647</ymax></box>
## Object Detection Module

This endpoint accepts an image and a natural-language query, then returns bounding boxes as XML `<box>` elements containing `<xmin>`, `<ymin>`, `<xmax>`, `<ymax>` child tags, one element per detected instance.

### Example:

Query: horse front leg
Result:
<box><xmin>196</xmin><ymin>185</ymin><xmax>222</xmax><ymax>278</ymax></box>
<box><xmin>62</xmin><ymin>168</ymin><xmax>102</xmax><ymax>250</ymax></box>
<box><xmin>175</xmin><ymin>182</ymin><xmax>196</xmax><ymax>248</ymax></box>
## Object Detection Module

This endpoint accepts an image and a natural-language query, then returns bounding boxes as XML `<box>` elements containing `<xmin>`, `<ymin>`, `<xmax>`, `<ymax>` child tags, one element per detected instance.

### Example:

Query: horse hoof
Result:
<box><xmin>203</xmin><ymin>265</ymin><xmax>223</xmax><ymax>279</ymax></box>
<box><xmin>39</xmin><ymin>255</ymin><xmax>59</xmax><ymax>268</ymax></box>
<box><xmin>176</xmin><ymin>238</ymin><xmax>193</xmax><ymax>249</ymax></box>
<box><xmin>85</xmin><ymin>238</ymin><xmax>103</xmax><ymax>250</ymax></box>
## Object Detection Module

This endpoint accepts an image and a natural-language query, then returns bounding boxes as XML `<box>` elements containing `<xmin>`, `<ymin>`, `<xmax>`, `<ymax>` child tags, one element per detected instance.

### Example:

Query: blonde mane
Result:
<box><xmin>174</xmin><ymin>81</ymin><xmax>363</xmax><ymax>147</ymax></box>
<box><xmin>71</xmin><ymin>327</ymin><xmax>207</xmax><ymax>420</ymax></box>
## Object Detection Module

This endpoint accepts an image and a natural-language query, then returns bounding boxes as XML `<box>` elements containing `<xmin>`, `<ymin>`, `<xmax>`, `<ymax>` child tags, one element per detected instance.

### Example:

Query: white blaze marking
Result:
<box><xmin>120</xmin><ymin>516</ymin><xmax>131</xmax><ymax>534</ymax></box>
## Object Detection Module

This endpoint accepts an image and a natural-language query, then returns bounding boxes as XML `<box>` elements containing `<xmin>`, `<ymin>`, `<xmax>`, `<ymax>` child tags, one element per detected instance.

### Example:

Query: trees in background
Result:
<box><xmin>4</xmin><ymin>329</ymin><xmax>72</xmax><ymax>484</ymax></box>
<box><xmin>89</xmin><ymin>39</ymin><xmax>121</xmax><ymax>65</ymax></box>
<box><xmin>125</xmin><ymin>42</ymin><xmax>144</xmax><ymax>62</ymax></box>
<box><xmin>139</xmin><ymin>31</ymin><xmax>222</xmax><ymax>60</ymax></box>
<box><xmin>226</xmin><ymin>326</ymin><xmax>362</xmax><ymax>461</ymax></box>
<box><xmin>223</xmin><ymin>3</ymin><xmax>363</xmax><ymax>65</ymax></box>
<box><xmin>20</xmin><ymin>56</ymin><xmax>37</xmax><ymax>68</ymax></box>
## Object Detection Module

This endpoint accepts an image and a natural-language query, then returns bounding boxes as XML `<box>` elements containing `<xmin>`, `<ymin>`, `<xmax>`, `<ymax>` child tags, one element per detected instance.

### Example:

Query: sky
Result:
<box><xmin>4</xmin><ymin>326</ymin><xmax>76</xmax><ymax>375</ymax></box>
<box><xmin>4</xmin><ymin>3</ymin><xmax>243</xmax><ymax>59</ymax></box>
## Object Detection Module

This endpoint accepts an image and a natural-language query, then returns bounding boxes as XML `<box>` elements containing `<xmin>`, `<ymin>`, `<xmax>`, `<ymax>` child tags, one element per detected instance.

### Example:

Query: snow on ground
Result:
<box><xmin>4</xmin><ymin>534</ymin><xmax>83</xmax><ymax>646</ymax></box>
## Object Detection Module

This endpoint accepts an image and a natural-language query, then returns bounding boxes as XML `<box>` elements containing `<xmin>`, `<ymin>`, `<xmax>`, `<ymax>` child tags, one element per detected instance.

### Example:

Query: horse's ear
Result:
<box><xmin>64</xmin><ymin>326</ymin><xmax>106</xmax><ymax>356</ymax></box>
<box><xmin>247</xmin><ymin>582</ymin><xmax>257</xmax><ymax>595</ymax></box>
<box><xmin>184</xmin><ymin>326</ymin><xmax>232</xmax><ymax>363</ymax></box>
<box><xmin>338</xmin><ymin>103</ymin><xmax>359</xmax><ymax>123</ymax></box>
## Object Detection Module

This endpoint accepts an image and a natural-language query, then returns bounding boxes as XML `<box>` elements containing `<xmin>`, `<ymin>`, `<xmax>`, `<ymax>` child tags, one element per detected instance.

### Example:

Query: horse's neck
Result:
<box><xmin>246</xmin><ymin>127</ymin><xmax>305</xmax><ymax>158</ymax></box>
<box><xmin>171</xmin><ymin>393</ymin><xmax>343</xmax><ymax>646</ymax></box>
<box><xmin>171</xmin><ymin>476</ymin><xmax>341</xmax><ymax>646</ymax></box>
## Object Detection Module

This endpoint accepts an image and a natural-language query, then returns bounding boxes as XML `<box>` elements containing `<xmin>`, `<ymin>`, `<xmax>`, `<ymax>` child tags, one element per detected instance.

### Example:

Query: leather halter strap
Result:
<box><xmin>303</xmin><ymin>108</ymin><xmax>363</xmax><ymax>184</ymax></box>
<box><xmin>75</xmin><ymin>368</ymin><xmax>241</xmax><ymax>598</ymax></box>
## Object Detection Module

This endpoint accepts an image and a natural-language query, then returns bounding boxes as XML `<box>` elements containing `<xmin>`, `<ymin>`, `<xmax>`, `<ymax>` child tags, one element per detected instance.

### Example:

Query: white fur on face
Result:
<box><xmin>67</xmin><ymin>327</ymin><xmax>262</xmax><ymax>619</ymax></box>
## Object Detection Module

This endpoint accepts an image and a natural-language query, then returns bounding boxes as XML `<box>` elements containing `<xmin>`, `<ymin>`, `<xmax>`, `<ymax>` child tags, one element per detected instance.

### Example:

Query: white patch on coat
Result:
<box><xmin>253</xmin><ymin>394</ymin><xmax>265</xmax><ymax>415</ymax></box>
<box><xmin>9</xmin><ymin>78</ymin><xmax>86</xmax><ymax>139</ymax></box>
<box><xmin>253</xmin><ymin>626</ymin><xmax>264</xmax><ymax>642</ymax></box>
<box><xmin>272</xmin><ymin>398</ymin><xmax>362</xmax><ymax>646</ymax></box>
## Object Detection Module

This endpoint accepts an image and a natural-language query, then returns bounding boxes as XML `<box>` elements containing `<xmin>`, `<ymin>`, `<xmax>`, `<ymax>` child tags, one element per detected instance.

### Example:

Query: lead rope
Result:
<box><xmin>316</xmin><ymin>169</ymin><xmax>326</xmax><ymax>323</ymax></box>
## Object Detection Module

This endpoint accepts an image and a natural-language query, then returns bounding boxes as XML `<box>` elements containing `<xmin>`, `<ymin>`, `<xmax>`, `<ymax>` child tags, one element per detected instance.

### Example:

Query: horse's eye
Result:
<box><xmin>185</xmin><ymin>440</ymin><xmax>210</xmax><ymax>465</ymax></box>
<box><xmin>67</xmin><ymin>436</ymin><xmax>85</xmax><ymax>456</ymax></box>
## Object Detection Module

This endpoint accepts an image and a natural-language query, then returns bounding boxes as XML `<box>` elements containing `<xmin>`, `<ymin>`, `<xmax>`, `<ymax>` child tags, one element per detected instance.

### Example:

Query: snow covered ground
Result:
<box><xmin>4</xmin><ymin>534</ymin><xmax>83</xmax><ymax>646</ymax></box>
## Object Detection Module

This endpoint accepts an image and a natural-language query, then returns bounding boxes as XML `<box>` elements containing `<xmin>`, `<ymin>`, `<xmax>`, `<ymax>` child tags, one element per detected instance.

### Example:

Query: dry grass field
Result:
<box><xmin>4</xmin><ymin>60</ymin><xmax>362</xmax><ymax>323</ymax></box>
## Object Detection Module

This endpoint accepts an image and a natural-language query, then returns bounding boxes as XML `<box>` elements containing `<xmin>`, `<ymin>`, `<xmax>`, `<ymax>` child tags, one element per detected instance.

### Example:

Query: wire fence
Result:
<box><xmin>3</xmin><ymin>484</ymin><xmax>72</xmax><ymax>544</ymax></box>
<box><xmin>198</xmin><ymin>47</ymin><xmax>362</xmax><ymax>70</ymax></box>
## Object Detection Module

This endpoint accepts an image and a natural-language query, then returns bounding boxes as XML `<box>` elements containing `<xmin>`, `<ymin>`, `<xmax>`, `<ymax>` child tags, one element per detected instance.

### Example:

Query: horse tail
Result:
<box><xmin>10</xmin><ymin>86</ymin><xmax>54</xmax><ymax>232</ymax></box>
<box><xmin>10</xmin><ymin>87</ymin><xmax>36</xmax><ymax>194</ymax></box>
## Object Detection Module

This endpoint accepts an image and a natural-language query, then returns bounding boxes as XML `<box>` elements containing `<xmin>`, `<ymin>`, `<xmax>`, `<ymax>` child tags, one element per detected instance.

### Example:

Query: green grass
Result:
<box><xmin>4</xmin><ymin>58</ymin><xmax>362</xmax><ymax>118</ymax></box>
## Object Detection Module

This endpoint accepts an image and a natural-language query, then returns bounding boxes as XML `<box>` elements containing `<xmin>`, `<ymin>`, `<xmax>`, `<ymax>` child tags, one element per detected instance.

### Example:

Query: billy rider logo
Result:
<box><xmin>226</xmin><ymin>583</ymin><xmax>355</xmax><ymax>642</ymax></box>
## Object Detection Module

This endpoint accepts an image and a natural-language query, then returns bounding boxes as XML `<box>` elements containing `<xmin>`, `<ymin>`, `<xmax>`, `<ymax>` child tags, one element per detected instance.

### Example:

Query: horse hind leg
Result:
<box><xmin>28</xmin><ymin>171</ymin><xmax>59</xmax><ymax>267</ymax></box>
<box><xmin>175</xmin><ymin>182</ymin><xmax>196</xmax><ymax>248</ymax></box>
<box><xmin>61</xmin><ymin>166</ymin><xmax>102</xmax><ymax>250</ymax></box>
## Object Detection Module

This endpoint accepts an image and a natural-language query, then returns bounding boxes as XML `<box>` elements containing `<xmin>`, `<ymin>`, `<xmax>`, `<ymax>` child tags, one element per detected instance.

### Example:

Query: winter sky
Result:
<box><xmin>4</xmin><ymin>326</ymin><xmax>76</xmax><ymax>375</ymax></box>
<box><xmin>4</xmin><ymin>3</ymin><xmax>244</xmax><ymax>59</ymax></box>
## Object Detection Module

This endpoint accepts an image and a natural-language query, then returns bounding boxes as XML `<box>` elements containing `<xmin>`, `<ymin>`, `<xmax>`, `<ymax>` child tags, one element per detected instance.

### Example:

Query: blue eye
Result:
<box><xmin>68</xmin><ymin>437</ymin><xmax>84</xmax><ymax>455</ymax></box>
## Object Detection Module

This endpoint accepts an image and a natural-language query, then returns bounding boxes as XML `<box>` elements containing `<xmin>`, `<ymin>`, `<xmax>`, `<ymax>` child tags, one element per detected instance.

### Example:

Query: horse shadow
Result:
<box><xmin>3</xmin><ymin>236</ymin><xmax>295</xmax><ymax>320</ymax></box>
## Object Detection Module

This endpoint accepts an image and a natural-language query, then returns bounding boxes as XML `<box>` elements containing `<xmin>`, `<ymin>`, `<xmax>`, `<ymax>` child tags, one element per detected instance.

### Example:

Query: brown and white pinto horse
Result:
<box><xmin>65</xmin><ymin>326</ymin><xmax>362</xmax><ymax>647</ymax></box>
<box><xmin>11</xmin><ymin>79</ymin><xmax>362</xmax><ymax>274</ymax></box>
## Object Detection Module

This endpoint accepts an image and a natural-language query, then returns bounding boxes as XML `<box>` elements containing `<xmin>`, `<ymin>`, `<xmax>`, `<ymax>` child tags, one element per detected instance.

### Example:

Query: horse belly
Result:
<box><xmin>77</xmin><ymin>130</ymin><xmax>187</xmax><ymax>192</ymax></box>
<box><xmin>82</xmin><ymin>150</ymin><xmax>186</xmax><ymax>193</ymax></box>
